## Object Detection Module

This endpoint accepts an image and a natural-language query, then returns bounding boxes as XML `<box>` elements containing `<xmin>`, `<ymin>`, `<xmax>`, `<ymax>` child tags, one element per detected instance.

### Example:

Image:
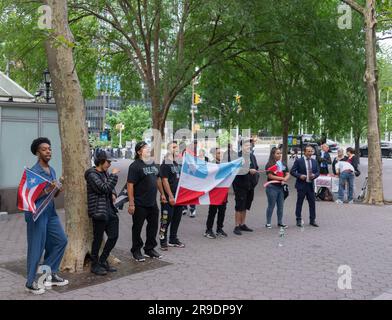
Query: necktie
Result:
<box><xmin>307</xmin><ymin>158</ymin><xmax>312</xmax><ymax>182</ymax></box>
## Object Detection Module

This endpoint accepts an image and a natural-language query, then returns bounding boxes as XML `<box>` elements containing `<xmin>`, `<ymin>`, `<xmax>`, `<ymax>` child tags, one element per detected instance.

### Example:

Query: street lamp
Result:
<box><xmin>115</xmin><ymin>123</ymin><xmax>125</xmax><ymax>148</ymax></box>
<box><xmin>43</xmin><ymin>70</ymin><xmax>52</xmax><ymax>103</ymax></box>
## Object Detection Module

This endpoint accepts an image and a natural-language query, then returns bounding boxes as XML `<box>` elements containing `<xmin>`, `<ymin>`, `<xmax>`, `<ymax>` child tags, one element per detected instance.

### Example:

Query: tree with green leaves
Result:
<box><xmin>69</xmin><ymin>0</ymin><xmax>284</xmax><ymax>159</ymax></box>
<box><xmin>0</xmin><ymin>1</ymin><xmax>100</xmax><ymax>98</ymax></box>
<box><xmin>106</xmin><ymin>105</ymin><xmax>151</xmax><ymax>147</ymax></box>
<box><xmin>341</xmin><ymin>0</ymin><xmax>391</xmax><ymax>204</ymax></box>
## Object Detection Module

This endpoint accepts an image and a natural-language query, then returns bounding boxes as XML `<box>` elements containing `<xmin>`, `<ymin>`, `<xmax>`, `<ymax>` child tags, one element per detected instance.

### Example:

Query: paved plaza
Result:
<box><xmin>1</xmin><ymin>153</ymin><xmax>392</xmax><ymax>300</ymax></box>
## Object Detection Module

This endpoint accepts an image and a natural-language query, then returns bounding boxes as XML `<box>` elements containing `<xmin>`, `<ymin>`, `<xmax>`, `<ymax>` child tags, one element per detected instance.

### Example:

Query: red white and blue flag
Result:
<box><xmin>17</xmin><ymin>168</ymin><xmax>49</xmax><ymax>217</ymax></box>
<box><xmin>175</xmin><ymin>153</ymin><xmax>243</xmax><ymax>205</ymax></box>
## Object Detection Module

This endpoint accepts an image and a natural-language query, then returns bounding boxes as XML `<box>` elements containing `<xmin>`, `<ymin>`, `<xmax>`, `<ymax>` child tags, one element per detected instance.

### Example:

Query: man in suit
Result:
<box><xmin>290</xmin><ymin>145</ymin><xmax>320</xmax><ymax>227</ymax></box>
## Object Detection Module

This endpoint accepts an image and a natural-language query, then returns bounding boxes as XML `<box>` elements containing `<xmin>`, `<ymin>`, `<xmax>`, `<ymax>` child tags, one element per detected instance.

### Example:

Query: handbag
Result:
<box><xmin>355</xmin><ymin>170</ymin><xmax>361</xmax><ymax>177</ymax></box>
<box><xmin>283</xmin><ymin>184</ymin><xmax>289</xmax><ymax>199</ymax></box>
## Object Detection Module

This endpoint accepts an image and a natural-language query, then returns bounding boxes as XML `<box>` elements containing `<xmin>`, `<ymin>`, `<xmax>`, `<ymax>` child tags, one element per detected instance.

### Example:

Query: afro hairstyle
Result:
<box><xmin>31</xmin><ymin>137</ymin><xmax>51</xmax><ymax>155</ymax></box>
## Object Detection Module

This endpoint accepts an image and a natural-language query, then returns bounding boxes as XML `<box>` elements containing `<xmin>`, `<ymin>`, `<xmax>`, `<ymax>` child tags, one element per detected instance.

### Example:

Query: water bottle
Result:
<box><xmin>278</xmin><ymin>227</ymin><xmax>285</xmax><ymax>247</ymax></box>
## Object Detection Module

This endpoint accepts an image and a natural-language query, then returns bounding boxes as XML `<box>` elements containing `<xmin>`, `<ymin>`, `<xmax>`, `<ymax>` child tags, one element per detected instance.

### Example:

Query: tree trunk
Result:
<box><xmin>44</xmin><ymin>0</ymin><xmax>92</xmax><ymax>272</ymax></box>
<box><xmin>151</xmin><ymin>97</ymin><xmax>163</xmax><ymax>163</ymax></box>
<box><xmin>281</xmin><ymin>116</ymin><xmax>289</xmax><ymax>165</ymax></box>
<box><xmin>363</xmin><ymin>0</ymin><xmax>384</xmax><ymax>204</ymax></box>
<box><xmin>354</xmin><ymin>134</ymin><xmax>361</xmax><ymax>164</ymax></box>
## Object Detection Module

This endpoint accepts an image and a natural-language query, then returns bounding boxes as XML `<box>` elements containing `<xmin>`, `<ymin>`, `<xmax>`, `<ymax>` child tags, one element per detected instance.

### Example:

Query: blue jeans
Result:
<box><xmin>338</xmin><ymin>172</ymin><xmax>354</xmax><ymax>202</ymax></box>
<box><xmin>266</xmin><ymin>184</ymin><xmax>284</xmax><ymax>225</ymax></box>
<box><xmin>25</xmin><ymin>205</ymin><xmax>68</xmax><ymax>286</ymax></box>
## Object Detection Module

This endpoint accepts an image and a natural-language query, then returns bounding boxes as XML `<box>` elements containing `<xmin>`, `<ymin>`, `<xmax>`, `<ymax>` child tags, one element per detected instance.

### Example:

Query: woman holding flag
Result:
<box><xmin>264</xmin><ymin>147</ymin><xmax>290</xmax><ymax>229</ymax></box>
<box><xmin>19</xmin><ymin>137</ymin><xmax>68</xmax><ymax>294</ymax></box>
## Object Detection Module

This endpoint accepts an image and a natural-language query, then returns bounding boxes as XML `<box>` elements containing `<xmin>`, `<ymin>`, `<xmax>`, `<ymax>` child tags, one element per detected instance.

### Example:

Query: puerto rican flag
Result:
<box><xmin>17</xmin><ymin>168</ymin><xmax>49</xmax><ymax>215</ymax></box>
<box><xmin>175</xmin><ymin>153</ymin><xmax>243</xmax><ymax>205</ymax></box>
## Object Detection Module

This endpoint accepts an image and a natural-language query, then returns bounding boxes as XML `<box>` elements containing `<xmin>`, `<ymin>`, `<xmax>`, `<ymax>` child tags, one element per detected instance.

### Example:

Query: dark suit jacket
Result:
<box><xmin>290</xmin><ymin>157</ymin><xmax>320</xmax><ymax>190</ymax></box>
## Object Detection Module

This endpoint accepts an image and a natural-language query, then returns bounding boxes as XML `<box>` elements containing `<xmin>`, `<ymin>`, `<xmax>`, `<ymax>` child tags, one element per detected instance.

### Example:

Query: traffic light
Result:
<box><xmin>193</xmin><ymin>93</ymin><xmax>202</xmax><ymax>105</ymax></box>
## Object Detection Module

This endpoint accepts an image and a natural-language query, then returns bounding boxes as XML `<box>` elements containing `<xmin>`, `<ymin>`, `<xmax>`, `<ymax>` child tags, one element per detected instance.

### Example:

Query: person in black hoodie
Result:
<box><xmin>85</xmin><ymin>150</ymin><xmax>120</xmax><ymax>276</ymax></box>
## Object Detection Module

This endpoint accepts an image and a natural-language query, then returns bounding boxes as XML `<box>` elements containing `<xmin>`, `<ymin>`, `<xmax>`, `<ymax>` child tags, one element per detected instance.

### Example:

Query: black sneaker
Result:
<box><xmin>100</xmin><ymin>261</ymin><xmax>117</xmax><ymax>272</ymax></box>
<box><xmin>216</xmin><ymin>229</ymin><xmax>228</xmax><ymax>237</ymax></box>
<box><xmin>204</xmin><ymin>229</ymin><xmax>216</xmax><ymax>239</ymax></box>
<box><xmin>233</xmin><ymin>226</ymin><xmax>242</xmax><ymax>235</ymax></box>
<box><xmin>144</xmin><ymin>249</ymin><xmax>162</xmax><ymax>259</ymax></box>
<box><xmin>25</xmin><ymin>281</ymin><xmax>45</xmax><ymax>295</ymax></box>
<box><xmin>278</xmin><ymin>224</ymin><xmax>288</xmax><ymax>229</ymax></box>
<box><xmin>133</xmin><ymin>250</ymin><xmax>146</xmax><ymax>262</ymax></box>
<box><xmin>240</xmin><ymin>224</ymin><xmax>253</xmax><ymax>232</ymax></box>
<box><xmin>160</xmin><ymin>242</ymin><xmax>169</xmax><ymax>251</ymax></box>
<box><xmin>91</xmin><ymin>263</ymin><xmax>108</xmax><ymax>275</ymax></box>
<box><xmin>168</xmin><ymin>239</ymin><xmax>185</xmax><ymax>248</ymax></box>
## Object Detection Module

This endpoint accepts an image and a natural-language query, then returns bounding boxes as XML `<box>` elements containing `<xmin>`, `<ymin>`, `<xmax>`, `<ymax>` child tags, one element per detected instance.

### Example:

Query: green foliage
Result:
<box><xmin>106</xmin><ymin>105</ymin><xmax>151</xmax><ymax>147</ymax></box>
<box><xmin>1</xmin><ymin>0</ymin><xmax>390</xmax><ymax>145</ymax></box>
<box><xmin>0</xmin><ymin>1</ymin><xmax>100</xmax><ymax>98</ymax></box>
<box><xmin>89</xmin><ymin>133</ymin><xmax>110</xmax><ymax>148</ymax></box>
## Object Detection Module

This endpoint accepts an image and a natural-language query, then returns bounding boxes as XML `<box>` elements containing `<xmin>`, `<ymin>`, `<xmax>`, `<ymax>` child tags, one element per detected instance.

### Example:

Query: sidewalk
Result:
<box><xmin>1</xmin><ymin>166</ymin><xmax>392</xmax><ymax>300</ymax></box>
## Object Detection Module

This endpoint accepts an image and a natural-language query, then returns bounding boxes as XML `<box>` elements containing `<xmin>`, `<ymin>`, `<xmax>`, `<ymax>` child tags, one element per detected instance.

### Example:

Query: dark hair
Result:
<box><xmin>346</xmin><ymin>147</ymin><xmax>355</xmax><ymax>155</ymax></box>
<box><xmin>30</xmin><ymin>137</ymin><xmax>51</xmax><ymax>155</ymax></box>
<box><xmin>304</xmin><ymin>144</ymin><xmax>314</xmax><ymax>152</ymax></box>
<box><xmin>267</xmin><ymin>147</ymin><xmax>279</xmax><ymax>164</ymax></box>
<box><xmin>266</xmin><ymin>147</ymin><xmax>283</xmax><ymax>169</ymax></box>
<box><xmin>93</xmin><ymin>149</ymin><xmax>110</xmax><ymax>166</ymax></box>
<box><xmin>134</xmin><ymin>141</ymin><xmax>147</xmax><ymax>159</ymax></box>
<box><xmin>94</xmin><ymin>158</ymin><xmax>106</xmax><ymax>167</ymax></box>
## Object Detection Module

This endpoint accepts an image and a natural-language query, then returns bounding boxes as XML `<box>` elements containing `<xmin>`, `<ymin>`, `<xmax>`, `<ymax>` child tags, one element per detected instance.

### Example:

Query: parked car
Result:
<box><xmin>326</xmin><ymin>139</ymin><xmax>339</xmax><ymax>152</ymax></box>
<box><xmin>279</xmin><ymin>134</ymin><xmax>319</xmax><ymax>156</ymax></box>
<box><xmin>359</xmin><ymin>141</ymin><xmax>392</xmax><ymax>158</ymax></box>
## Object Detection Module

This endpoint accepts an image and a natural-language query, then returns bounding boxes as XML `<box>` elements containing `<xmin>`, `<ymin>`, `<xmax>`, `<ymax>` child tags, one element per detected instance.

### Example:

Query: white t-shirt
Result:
<box><xmin>337</xmin><ymin>161</ymin><xmax>355</xmax><ymax>173</ymax></box>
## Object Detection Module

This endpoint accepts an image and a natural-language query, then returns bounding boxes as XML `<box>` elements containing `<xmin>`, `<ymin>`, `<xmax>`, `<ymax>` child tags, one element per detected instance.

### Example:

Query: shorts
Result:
<box><xmin>234</xmin><ymin>187</ymin><xmax>254</xmax><ymax>212</ymax></box>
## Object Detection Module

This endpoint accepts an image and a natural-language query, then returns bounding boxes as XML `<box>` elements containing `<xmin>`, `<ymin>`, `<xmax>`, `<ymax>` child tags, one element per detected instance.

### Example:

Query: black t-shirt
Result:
<box><xmin>127</xmin><ymin>159</ymin><xmax>159</xmax><ymax>207</ymax></box>
<box><xmin>265</xmin><ymin>161</ymin><xmax>289</xmax><ymax>186</ymax></box>
<box><xmin>159</xmin><ymin>159</ymin><xmax>181</xmax><ymax>198</ymax></box>
<box><xmin>233</xmin><ymin>152</ymin><xmax>259</xmax><ymax>190</ymax></box>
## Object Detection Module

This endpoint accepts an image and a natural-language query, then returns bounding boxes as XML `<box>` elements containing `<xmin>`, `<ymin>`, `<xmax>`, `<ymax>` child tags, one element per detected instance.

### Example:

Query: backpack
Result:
<box><xmin>317</xmin><ymin>187</ymin><xmax>333</xmax><ymax>201</ymax></box>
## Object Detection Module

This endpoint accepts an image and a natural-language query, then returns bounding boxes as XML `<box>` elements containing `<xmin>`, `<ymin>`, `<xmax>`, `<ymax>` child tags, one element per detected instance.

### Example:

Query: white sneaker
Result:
<box><xmin>25</xmin><ymin>281</ymin><xmax>46</xmax><ymax>295</ymax></box>
<box><xmin>335</xmin><ymin>200</ymin><xmax>343</xmax><ymax>204</ymax></box>
<box><xmin>189</xmin><ymin>209</ymin><xmax>196</xmax><ymax>217</ymax></box>
<box><xmin>348</xmin><ymin>200</ymin><xmax>354</xmax><ymax>204</ymax></box>
<box><xmin>44</xmin><ymin>274</ymin><xmax>69</xmax><ymax>287</ymax></box>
